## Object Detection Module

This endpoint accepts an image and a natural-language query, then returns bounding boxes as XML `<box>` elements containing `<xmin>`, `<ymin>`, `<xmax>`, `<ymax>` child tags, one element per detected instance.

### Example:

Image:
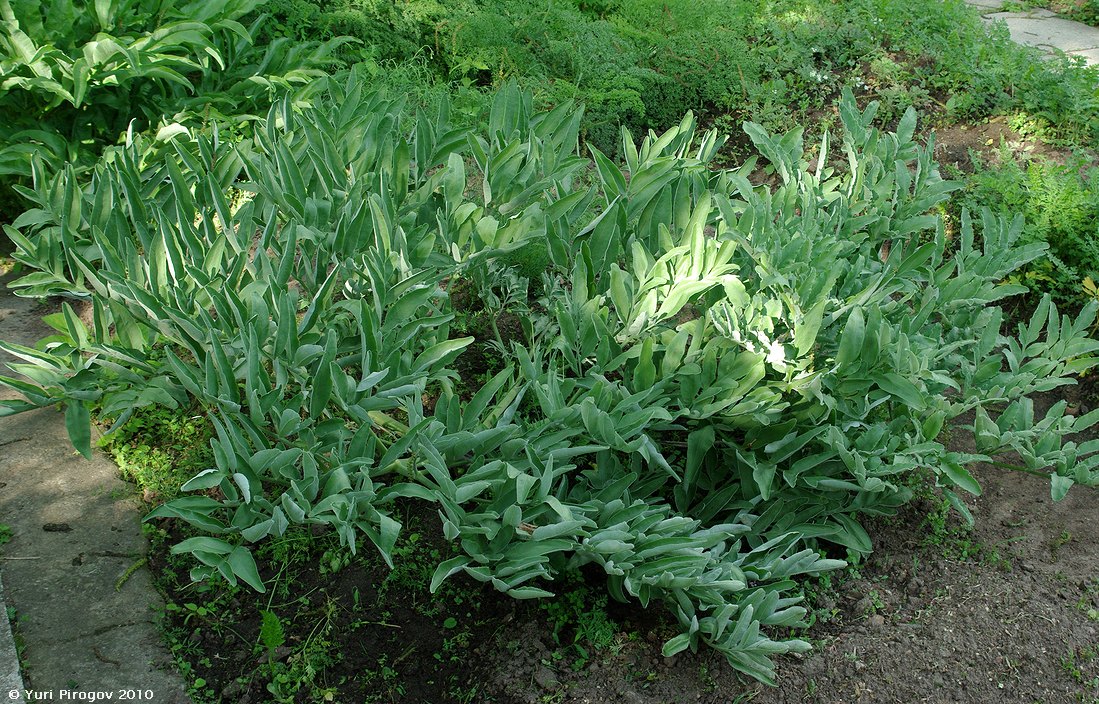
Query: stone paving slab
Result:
<box><xmin>0</xmin><ymin>574</ymin><xmax>25</xmax><ymax>704</ymax></box>
<box><xmin>967</xmin><ymin>0</ymin><xmax>1099</xmax><ymax>66</ymax></box>
<box><xmin>0</xmin><ymin>273</ymin><xmax>190</xmax><ymax>704</ymax></box>
<box><xmin>986</xmin><ymin>13</ymin><xmax>1099</xmax><ymax>52</ymax></box>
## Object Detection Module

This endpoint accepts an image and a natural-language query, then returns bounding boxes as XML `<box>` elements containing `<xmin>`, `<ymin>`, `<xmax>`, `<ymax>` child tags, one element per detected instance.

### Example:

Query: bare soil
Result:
<box><xmin>932</xmin><ymin>115</ymin><xmax>1069</xmax><ymax>174</ymax></box>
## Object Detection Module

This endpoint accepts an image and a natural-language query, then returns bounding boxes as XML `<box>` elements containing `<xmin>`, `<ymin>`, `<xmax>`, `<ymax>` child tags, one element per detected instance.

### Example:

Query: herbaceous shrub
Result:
<box><xmin>3</xmin><ymin>75</ymin><xmax>1099</xmax><ymax>684</ymax></box>
<box><xmin>0</xmin><ymin>0</ymin><xmax>339</xmax><ymax>182</ymax></box>
<box><xmin>246</xmin><ymin>0</ymin><xmax>1099</xmax><ymax>158</ymax></box>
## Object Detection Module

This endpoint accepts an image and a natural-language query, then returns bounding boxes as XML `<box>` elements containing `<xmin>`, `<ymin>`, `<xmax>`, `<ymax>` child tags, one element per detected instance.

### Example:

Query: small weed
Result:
<box><xmin>697</xmin><ymin>661</ymin><xmax>719</xmax><ymax>691</ymax></box>
<box><xmin>801</xmin><ymin>570</ymin><xmax>841</xmax><ymax>627</ymax></box>
<box><xmin>448</xmin><ymin>682</ymin><xmax>483</xmax><ymax>704</ymax></box>
<box><xmin>259</xmin><ymin>610</ymin><xmax>286</xmax><ymax>657</ymax></box>
<box><xmin>165</xmin><ymin>601</ymin><xmax>212</xmax><ymax>626</ymax></box>
<box><xmin>1076</xmin><ymin>580</ymin><xmax>1099</xmax><ymax>622</ymax></box>
<box><xmin>97</xmin><ymin>406</ymin><xmax>214</xmax><ymax>502</ymax></box>
<box><xmin>264</xmin><ymin>598</ymin><xmax>343</xmax><ymax>703</ymax></box>
<box><xmin>917</xmin><ymin>485</ymin><xmax>1012</xmax><ymax>569</ymax></box>
<box><xmin>5</xmin><ymin>607</ymin><xmax>26</xmax><ymax>664</ymax></box>
<box><xmin>1062</xmin><ymin>644</ymin><xmax>1099</xmax><ymax>701</ymax></box>
<box><xmin>318</xmin><ymin>546</ymin><xmax>351</xmax><ymax>577</ymax></box>
<box><xmin>540</xmin><ymin>575</ymin><xmax>622</xmax><ymax>669</ymax></box>
<box><xmin>1052</xmin><ymin>529</ymin><xmax>1074</xmax><ymax>558</ymax></box>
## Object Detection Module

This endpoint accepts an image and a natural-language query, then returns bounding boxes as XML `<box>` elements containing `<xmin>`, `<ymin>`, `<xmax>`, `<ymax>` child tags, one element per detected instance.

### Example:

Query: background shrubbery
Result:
<box><xmin>246</xmin><ymin>0</ymin><xmax>1099</xmax><ymax>153</ymax></box>
<box><xmin>0</xmin><ymin>0</ymin><xmax>337</xmax><ymax>200</ymax></box>
<box><xmin>961</xmin><ymin>150</ymin><xmax>1099</xmax><ymax>307</ymax></box>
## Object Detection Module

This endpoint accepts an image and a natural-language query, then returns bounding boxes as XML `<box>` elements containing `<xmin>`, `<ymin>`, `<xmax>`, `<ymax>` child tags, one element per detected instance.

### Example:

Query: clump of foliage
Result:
<box><xmin>0</xmin><ymin>0</ymin><xmax>338</xmax><ymax>185</ymax></box>
<box><xmin>1024</xmin><ymin>0</ymin><xmax>1099</xmax><ymax>27</ymax></box>
<box><xmin>3</xmin><ymin>74</ymin><xmax>1099</xmax><ymax>685</ymax></box>
<box><xmin>1066</xmin><ymin>0</ymin><xmax>1099</xmax><ymax>25</ymax></box>
<box><xmin>962</xmin><ymin>151</ymin><xmax>1099</xmax><ymax>308</ymax></box>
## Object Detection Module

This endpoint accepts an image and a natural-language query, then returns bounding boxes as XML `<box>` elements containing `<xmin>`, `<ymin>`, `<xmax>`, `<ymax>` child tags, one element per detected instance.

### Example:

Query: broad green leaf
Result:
<box><xmin>65</xmin><ymin>400</ymin><xmax>92</xmax><ymax>459</ymax></box>
<box><xmin>430</xmin><ymin>556</ymin><xmax>471</xmax><ymax>593</ymax></box>
<box><xmin>941</xmin><ymin>460</ymin><xmax>982</xmax><ymax>495</ymax></box>
<box><xmin>795</xmin><ymin>296</ymin><xmax>827</xmax><ymax>357</ymax></box>
<box><xmin>872</xmin><ymin>373</ymin><xmax>924</xmax><ymax>409</ymax></box>
<box><xmin>412</xmin><ymin>337</ymin><xmax>474</xmax><ymax>373</ymax></box>
<box><xmin>589</xmin><ymin>145</ymin><xmax>626</xmax><ymax>202</ymax></box>
<box><xmin>830</xmin><ymin>514</ymin><xmax>872</xmax><ymax>554</ymax></box>
<box><xmin>227</xmin><ymin>546</ymin><xmax>266</xmax><ymax>592</ymax></box>
<box><xmin>942</xmin><ymin>488</ymin><xmax>974</xmax><ymax>526</ymax></box>
<box><xmin>683</xmin><ymin>425</ymin><xmax>715</xmax><ymax>501</ymax></box>
<box><xmin>834</xmin><ymin>307</ymin><xmax>865</xmax><ymax>368</ymax></box>
<box><xmin>662</xmin><ymin>633</ymin><xmax>692</xmax><ymax>657</ymax></box>
<box><xmin>181</xmin><ymin>469</ymin><xmax>224</xmax><ymax>491</ymax></box>
<box><xmin>1051</xmin><ymin>474</ymin><xmax>1074</xmax><ymax>502</ymax></box>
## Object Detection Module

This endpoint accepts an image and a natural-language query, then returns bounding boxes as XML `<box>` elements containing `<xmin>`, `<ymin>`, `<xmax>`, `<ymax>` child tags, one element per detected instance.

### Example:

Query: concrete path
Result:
<box><xmin>0</xmin><ymin>271</ymin><xmax>190</xmax><ymax>704</ymax></box>
<box><xmin>0</xmin><ymin>574</ymin><xmax>24</xmax><ymax>704</ymax></box>
<box><xmin>967</xmin><ymin>0</ymin><xmax>1099</xmax><ymax>65</ymax></box>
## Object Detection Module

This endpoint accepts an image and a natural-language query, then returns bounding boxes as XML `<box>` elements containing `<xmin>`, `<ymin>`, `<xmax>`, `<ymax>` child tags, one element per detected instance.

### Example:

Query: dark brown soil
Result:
<box><xmin>932</xmin><ymin>116</ymin><xmax>1070</xmax><ymax>174</ymax></box>
<box><xmin>148</xmin><ymin>505</ymin><xmax>519</xmax><ymax>704</ymax></box>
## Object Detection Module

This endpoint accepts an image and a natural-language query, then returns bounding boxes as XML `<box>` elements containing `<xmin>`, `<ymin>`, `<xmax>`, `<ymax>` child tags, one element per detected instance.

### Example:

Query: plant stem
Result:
<box><xmin>987</xmin><ymin>457</ymin><xmax>1099</xmax><ymax>493</ymax></box>
<box><xmin>985</xmin><ymin>458</ymin><xmax>1064</xmax><ymax>483</ymax></box>
<box><xmin>488</xmin><ymin>311</ymin><xmax>506</xmax><ymax>351</ymax></box>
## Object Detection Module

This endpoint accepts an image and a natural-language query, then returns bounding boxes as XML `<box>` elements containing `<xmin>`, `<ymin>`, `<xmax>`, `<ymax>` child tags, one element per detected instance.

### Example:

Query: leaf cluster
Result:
<box><xmin>2</xmin><ymin>76</ymin><xmax>1099</xmax><ymax>684</ymax></box>
<box><xmin>0</xmin><ymin>0</ymin><xmax>340</xmax><ymax>182</ymax></box>
<box><xmin>962</xmin><ymin>151</ymin><xmax>1099</xmax><ymax>309</ymax></box>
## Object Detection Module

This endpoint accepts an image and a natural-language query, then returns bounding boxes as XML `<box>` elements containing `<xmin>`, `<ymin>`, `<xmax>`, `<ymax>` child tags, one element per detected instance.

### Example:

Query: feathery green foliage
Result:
<box><xmin>252</xmin><ymin>0</ymin><xmax>1099</xmax><ymax>154</ymax></box>
<box><xmin>963</xmin><ymin>151</ymin><xmax>1099</xmax><ymax>309</ymax></box>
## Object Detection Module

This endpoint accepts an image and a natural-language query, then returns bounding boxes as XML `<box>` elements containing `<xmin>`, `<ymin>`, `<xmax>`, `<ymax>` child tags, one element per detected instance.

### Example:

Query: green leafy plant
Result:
<box><xmin>98</xmin><ymin>405</ymin><xmax>214</xmax><ymax>501</ymax></box>
<box><xmin>3</xmin><ymin>76</ymin><xmax>1099</xmax><ymax>686</ymax></box>
<box><xmin>962</xmin><ymin>151</ymin><xmax>1099</xmax><ymax>309</ymax></box>
<box><xmin>259</xmin><ymin>609</ymin><xmax>286</xmax><ymax>656</ymax></box>
<box><xmin>1026</xmin><ymin>0</ymin><xmax>1099</xmax><ymax>26</ymax></box>
<box><xmin>0</xmin><ymin>0</ymin><xmax>339</xmax><ymax>187</ymax></box>
<box><xmin>540</xmin><ymin>577</ymin><xmax>621</xmax><ymax>669</ymax></box>
<box><xmin>252</xmin><ymin>0</ymin><xmax>1099</xmax><ymax>157</ymax></box>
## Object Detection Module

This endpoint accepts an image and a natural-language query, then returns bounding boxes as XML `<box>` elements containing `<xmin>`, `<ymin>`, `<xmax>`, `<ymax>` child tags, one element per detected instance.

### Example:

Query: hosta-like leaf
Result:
<box><xmin>64</xmin><ymin>399</ymin><xmax>92</xmax><ymax>459</ymax></box>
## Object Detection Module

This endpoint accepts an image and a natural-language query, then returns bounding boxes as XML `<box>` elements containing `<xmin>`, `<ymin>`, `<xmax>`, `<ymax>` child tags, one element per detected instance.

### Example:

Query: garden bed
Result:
<box><xmin>2</xmin><ymin>0</ymin><xmax>1099</xmax><ymax>702</ymax></box>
